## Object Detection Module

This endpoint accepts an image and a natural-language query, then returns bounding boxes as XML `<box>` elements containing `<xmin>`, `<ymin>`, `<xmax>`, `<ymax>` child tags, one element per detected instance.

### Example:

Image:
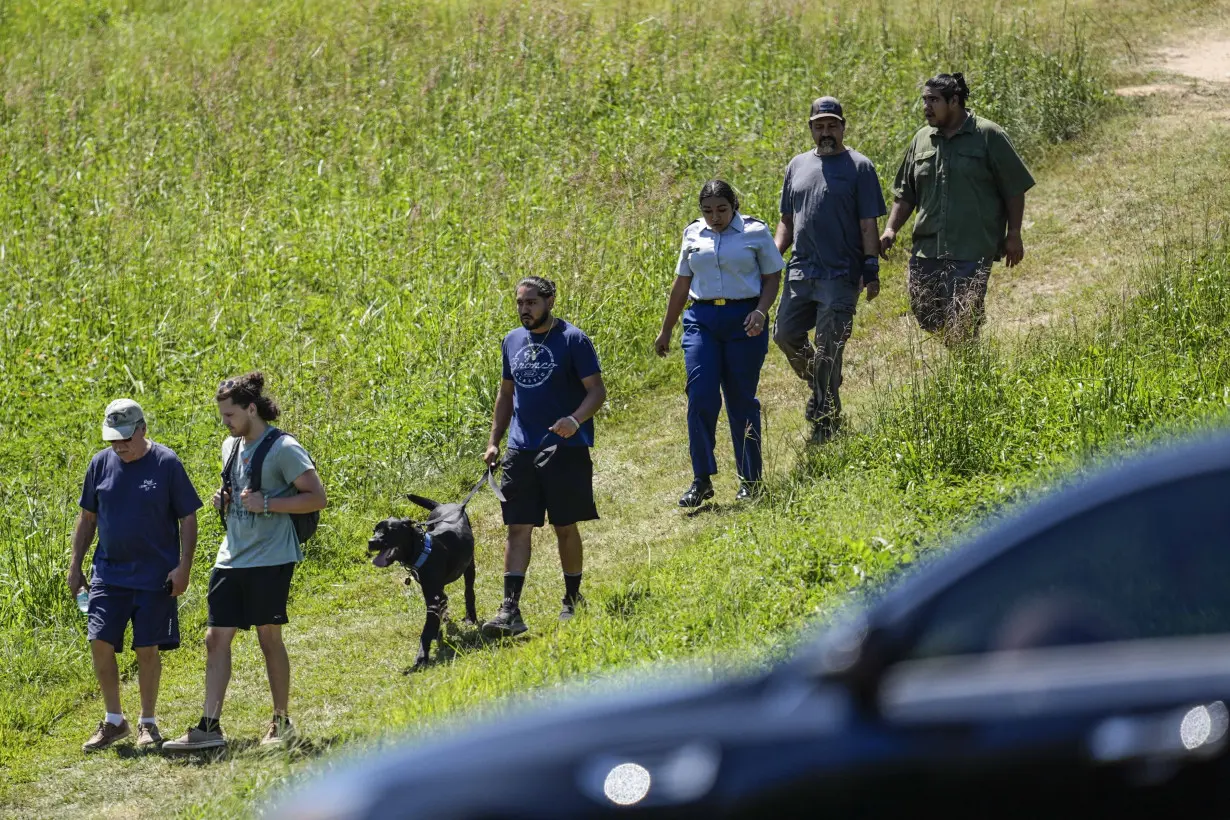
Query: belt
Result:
<box><xmin>690</xmin><ymin>297</ymin><xmax>758</xmax><ymax>306</ymax></box>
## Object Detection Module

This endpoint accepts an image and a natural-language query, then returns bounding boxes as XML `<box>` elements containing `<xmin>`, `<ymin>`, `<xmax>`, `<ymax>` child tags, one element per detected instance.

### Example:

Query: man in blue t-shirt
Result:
<box><xmin>481</xmin><ymin>276</ymin><xmax>607</xmax><ymax>636</ymax></box>
<box><xmin>68</xmin><ymin>398</ymin><xmax>203</xmax><ymax>752</ymax></box>
<box><xmin>773</xmin><ymin>96</ymin><xmax>887</xmax><ymax>444</ymax></box>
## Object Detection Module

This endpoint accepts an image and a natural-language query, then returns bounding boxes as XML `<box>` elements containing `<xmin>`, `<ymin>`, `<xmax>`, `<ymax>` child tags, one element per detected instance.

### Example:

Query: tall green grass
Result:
<box><xmin>0</xmin><ymin>0</ymin><xmax>1106</xmax><ymax>632</ymax></box>
<box><xmin>803</xmin><ymin>235</ymin><xmax>1230</xmax><ymax>488</ymax></box>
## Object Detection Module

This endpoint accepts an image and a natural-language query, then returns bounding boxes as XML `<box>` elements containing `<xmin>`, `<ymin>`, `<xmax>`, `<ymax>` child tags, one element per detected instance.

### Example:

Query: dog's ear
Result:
<box><xmin>406</xmin><ymin>493</ymin><xmax>440</xmax><ymax>512</ymax></box>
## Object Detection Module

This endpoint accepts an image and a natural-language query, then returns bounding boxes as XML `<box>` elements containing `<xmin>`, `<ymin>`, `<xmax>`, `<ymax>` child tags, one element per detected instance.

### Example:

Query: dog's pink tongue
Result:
<box><xmin>372</xmin><ymin>548</ymin><xmax>397</xmax><ymax>568</ymax></box>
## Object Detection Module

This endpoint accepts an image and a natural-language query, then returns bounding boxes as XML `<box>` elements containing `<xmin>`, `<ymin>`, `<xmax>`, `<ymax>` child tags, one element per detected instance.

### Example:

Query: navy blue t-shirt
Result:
<box><xmin>78</xmin><ymin>443</ymin><xmax>203</xmax><ymax>590</ymax></box>
<box><xmin>501</xmin><ymin>319</ymin><xmax>601</xmax><ymax>449</ymax></box>
<box><xmin>780</xmin><ymin>148</ymin><xmax>887</xmax><ymax>281</ymax></box>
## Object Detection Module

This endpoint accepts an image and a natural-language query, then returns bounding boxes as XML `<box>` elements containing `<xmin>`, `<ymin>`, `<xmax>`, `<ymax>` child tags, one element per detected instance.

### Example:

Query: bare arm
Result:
<box><xmin>654</xmin><ymin>276</ymin><xmax>692</xmax><ymax>356</ymax></box>
<box><xmin>570</xmin><ymin>373</ymin><xmax>607</xmax><ymax>424</ymax></box>
<box><xmin>879</xmin><ymin>198</ymin><xmax>915</xmax><ymax>258</ymax></box>
<box><xmin>860</xmin><ymin>217</ymin><xmax>880</xmax><ymax>257</ymax></box>
<box><xmin>67</xmin><ymin>509</ymin><xmax>97</xmax><ymax>593</ymax></box>
<box><xmin>549</xmin><ymin>372</ymin><xmax>607</xmax><ymax>440</ymax></box>
<box><xmin>859</xmin><ymin>217</ymin><xmax>883</xmax><ymax>301</ymax></box>
<box><xmin>266</xmin><ymin>469</ymin><xmax>328</xmax><ymax>514</ymax></box>
<box><xmin>1002</xmin><ymin>193</ymin><xmax>1026</xmax><ymax>267</ymax></box>
<box><xmin>484</xmin><ymin>378</ymin><xmax>515</xmax><ymax>466</ymax></box>
<box><xmin>743</xmin><ymin>272</ymin><xmax>781</xmax><ymax>337</ymax></box>
<box><xmin>168</xmin><ymin>512</ymin><xmax>198</xmax><ymax>596</ymax></box>
<box><xmin>774</xmin><ymin>215</ymin><xmax>794</xmax><ymax>256</ymax></box>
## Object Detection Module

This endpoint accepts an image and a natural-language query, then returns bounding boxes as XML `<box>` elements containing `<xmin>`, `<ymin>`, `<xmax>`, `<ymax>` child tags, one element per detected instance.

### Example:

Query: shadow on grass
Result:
<box><xmin>683</xmin><ymin>500</ymin><xmax>743</xmax><ymax>519</ymax></box>
<box><xmin>401</xmin><ymin>620</ymin><xmax>511</xmax><ymax>674</ymax></box>
<box><xmin>151</xmin><ymin>734</ymin><xmax>346</xmax><ymax>766</ymax></box>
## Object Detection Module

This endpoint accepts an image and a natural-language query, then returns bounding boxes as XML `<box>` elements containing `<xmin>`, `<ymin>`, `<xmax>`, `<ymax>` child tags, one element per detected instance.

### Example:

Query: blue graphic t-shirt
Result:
<box><xmin>501</xmin><ymin>319</ymin><xmax>601</xmax><ymax>449</ymax></box>
<box><xmin>78</xmin><ymin>443</ymin><xmax>204</xmax><ymax>590</ymax></box>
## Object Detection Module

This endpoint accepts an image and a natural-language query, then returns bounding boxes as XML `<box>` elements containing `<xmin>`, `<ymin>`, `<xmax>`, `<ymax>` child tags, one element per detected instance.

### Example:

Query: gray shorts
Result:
<box><xmin>907</xmin><ymin>256</ymin><xmax>992</xmax><ymax>340</ymax></box>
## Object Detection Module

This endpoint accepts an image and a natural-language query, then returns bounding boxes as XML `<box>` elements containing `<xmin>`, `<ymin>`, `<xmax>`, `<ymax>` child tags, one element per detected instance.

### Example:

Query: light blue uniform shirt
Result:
<box><xmin>675</xmin><ymin>212</ymin><xmax>785</xmax><ymax>300</ymax></box>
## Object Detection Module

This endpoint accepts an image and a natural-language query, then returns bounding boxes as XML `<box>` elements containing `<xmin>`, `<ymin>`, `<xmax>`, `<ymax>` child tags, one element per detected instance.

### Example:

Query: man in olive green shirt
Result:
<box><xmin>880</xmin><ymin>72</ymin><xmax>1035</xmax><ymax>346</ymax></box>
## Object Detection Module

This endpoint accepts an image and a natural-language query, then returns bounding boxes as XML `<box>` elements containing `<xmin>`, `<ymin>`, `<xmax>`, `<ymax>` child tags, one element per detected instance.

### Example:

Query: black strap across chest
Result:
<box><xmin>222</xmin><ymin>428</ymin><xmax>286</xmax><ymax>495</ymax></box>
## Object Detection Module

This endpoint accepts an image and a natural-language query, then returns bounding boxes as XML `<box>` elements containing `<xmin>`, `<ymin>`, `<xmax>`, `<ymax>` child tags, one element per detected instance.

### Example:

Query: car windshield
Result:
<box><xmin>904</xmin><ymin>469</ymin><xmax>1230</xmax><ymax>660</ymax></box>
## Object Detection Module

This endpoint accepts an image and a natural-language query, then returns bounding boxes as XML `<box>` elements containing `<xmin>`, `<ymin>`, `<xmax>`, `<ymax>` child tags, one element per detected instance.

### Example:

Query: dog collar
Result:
<box><xmin>413</xmin><ymin>532</ymin><xmax>433</xmax><ymax>570</ymax></box>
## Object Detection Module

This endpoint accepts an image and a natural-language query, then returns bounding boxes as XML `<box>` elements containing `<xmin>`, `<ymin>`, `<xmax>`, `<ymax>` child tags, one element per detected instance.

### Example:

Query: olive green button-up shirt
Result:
<box><xmin>891</xmin><ymin>113</ymin><xmax>1035</xmax><ymax>262</ymax></box>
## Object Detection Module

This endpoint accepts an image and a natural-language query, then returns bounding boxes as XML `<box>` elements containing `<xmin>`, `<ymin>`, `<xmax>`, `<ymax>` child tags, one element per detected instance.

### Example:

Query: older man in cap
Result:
<box><xmin>773</xmin><ymin>96</ymin><xmax>887</xmax><ymax>443</ymax></box>
<box><xmin>68</xmin><ymin>399</ymin><xmax>202</xmax><ymax>752</ymax></box>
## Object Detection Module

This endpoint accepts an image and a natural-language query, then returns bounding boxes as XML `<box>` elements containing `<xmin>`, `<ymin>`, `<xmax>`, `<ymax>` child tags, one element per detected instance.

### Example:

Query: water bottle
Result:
<box><xmin>76</xmin><ymin>589</ymin><xmax>90</xmax><ymax>615</ymax></box>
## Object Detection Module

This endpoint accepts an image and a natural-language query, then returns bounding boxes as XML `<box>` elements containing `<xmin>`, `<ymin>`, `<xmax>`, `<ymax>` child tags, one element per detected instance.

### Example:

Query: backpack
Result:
<box><xmin>221</xmin><ymin>429</ymin><xmax>320</xmax><ymax>546</ymax></box>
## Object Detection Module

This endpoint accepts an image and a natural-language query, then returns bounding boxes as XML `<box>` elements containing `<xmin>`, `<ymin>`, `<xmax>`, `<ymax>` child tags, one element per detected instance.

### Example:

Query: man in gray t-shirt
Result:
<box><xmin>773</xmin><ymin>96</ymin><xmax>887</xmax><ymax>444</ymax></box>
<box><xmin>217</xmin><ymin>430</ymin><xmax>314</xmax><ymax>568</ymax></box>
<box><xmin>164</xmin><ymin>372</ymin><xmax>326</xmax><ymax>754</ymax></box>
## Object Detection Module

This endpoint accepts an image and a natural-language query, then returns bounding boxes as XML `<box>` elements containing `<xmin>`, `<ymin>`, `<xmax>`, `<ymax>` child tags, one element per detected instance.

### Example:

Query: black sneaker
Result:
<box><xmin>559</xmin><ymin>594</ymin><xmax>586</xmax><ymax>622</ymax></box>
<box><xmin>679</xmin><ymin>479</ymin><xmax>714</xmax><ymax>508</ymax></box>
<box><xmin>482</xmin><ymin>598</ymin><xmax>528</xmax><ymax>637</ymax></box>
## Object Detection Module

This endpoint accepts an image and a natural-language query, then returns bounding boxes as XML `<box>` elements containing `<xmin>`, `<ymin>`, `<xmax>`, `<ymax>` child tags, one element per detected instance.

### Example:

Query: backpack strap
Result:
<box><xmin>246</xmin><ymin>428</ymin><xmax>287</xmax><ymax>494</ymax></box>
<box><xmin>220</xmin><ymin>436</ymin><xmax>242</xmax><ymax>528</ymax></box>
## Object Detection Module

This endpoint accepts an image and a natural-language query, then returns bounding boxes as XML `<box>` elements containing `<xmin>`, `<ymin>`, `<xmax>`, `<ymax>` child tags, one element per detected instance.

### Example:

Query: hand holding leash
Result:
<box><xmin>548</xmin><ymin>416</ymin><xmax>580</xmax><ymax>439</ymax></box>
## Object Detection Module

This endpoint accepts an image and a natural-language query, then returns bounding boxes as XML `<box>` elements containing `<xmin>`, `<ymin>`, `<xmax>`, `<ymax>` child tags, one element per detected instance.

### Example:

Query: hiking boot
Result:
<box><xmin>735</xmin><ymin>481</ymin><xmax>763</xmax><ymax>502</ymax></box>
<box><xmin>260</xmin><ymin>715</ymin><xmax>296</xmax><ymax>748</ymax></box>
<box><xmin>135</xmin><ymin>722</ymin><xmax>164</xmax><ymax>749</ymax></box>
<box><xmin>808</xmin><ymin>421</ymin><xmax>834</xmax><ymax>445</ymax></box>
<box><xmin>163</xmin><ymin>725</ymin><xmax>226</xmax><ymax>752</ymax></box>
<box><xmin>482</xmin><ymin>598</ymin><xmax>528</xmax><ymax>637</ymax></box>
<box><xmin>82</xmin><ymin>719</ymin><xmax>130</xmax><ymax>752</ymax></box>
<box><xmin>679</xmin><ymin>479</ymin><xmax>714</xmax><ymax>508</ymax></box>
<box><xmin>559</xmin><ymin>594</ymin><xmax>586</xmax><ymax>622</ymax></box>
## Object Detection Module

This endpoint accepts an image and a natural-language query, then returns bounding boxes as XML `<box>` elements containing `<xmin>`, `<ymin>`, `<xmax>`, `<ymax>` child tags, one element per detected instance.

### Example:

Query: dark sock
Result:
<box><xmin>197</xmin><ymin>716</ymin><xmax>220</xmax><ymax>734</ymax></box>
<box><xmin>564</xmin><ymin>572</ymin><xmax>582</xmax><ymax>603</ymax></box>
<box><xmin>504</xmin><ymin>572</ymin><xmax>525</xmax><ymax>602</ymax></box>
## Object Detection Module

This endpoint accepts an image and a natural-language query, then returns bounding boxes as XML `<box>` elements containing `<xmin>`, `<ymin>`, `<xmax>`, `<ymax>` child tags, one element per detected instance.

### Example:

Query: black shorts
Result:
<box><xmin>500</xmin><ymin>446</ymin><xmax>599</xmax><ymax>528</ymax></box>
<box><xmin>206</xmin><ymin>563</ymin><xmax>295</xmax><ymax>630</ymax></box>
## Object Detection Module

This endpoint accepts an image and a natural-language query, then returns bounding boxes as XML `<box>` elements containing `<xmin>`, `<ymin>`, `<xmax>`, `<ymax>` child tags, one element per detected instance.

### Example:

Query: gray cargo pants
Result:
<box><xmin>772</xmin><ymin>276</ymin><xmax>860</xmax><ymax>430</ymax></box>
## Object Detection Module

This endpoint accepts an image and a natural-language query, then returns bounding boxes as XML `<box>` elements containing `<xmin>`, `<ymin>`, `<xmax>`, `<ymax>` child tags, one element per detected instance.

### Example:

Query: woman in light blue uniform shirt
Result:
<box><xmin>655</xmin><ymin>179</ymin><xmax>785</xmax><ymax>507</ymax></box>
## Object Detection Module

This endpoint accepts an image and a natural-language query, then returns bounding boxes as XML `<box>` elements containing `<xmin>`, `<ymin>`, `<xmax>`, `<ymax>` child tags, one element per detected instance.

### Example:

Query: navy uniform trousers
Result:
<box><xmin>681</xmin><ymin>300</ymin><xmax>769</xmax><ymax>483</ymax></box>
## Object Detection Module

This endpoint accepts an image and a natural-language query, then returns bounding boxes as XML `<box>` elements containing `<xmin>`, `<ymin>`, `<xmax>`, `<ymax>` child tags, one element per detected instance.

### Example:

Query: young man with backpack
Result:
<box><xmin>164</xmin><ymin>372</ymin><xmax>326</xmax><ymax>752</ymax></box>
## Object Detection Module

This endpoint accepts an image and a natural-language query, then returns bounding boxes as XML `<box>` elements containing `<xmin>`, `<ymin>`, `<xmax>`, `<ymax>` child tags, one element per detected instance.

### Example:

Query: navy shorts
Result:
<box><xmin>207</xmin><ymin>562</ymin><xmax>295</xmax><ymax>630</ymax></box>
<box><xmin>500</xmin><ymin>446</ymin><xmax>599</xmax><ymax>528</ymax></box>
<box><xmin>87</xmin><ymin>581</ymin><xmax>179</xmax><ymax>652</ymax></box>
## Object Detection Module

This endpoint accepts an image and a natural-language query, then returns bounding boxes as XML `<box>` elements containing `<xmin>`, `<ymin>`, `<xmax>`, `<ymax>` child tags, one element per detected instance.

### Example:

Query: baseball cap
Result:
<box><xmin>808</xmin><ymin>96</ymin><xmax>845</xmax><ymax>122</ymax></box>
<box><xmin>102</xmin><ymin>398</ymin><xmax>145</xmax><ymax>441</ymax></box>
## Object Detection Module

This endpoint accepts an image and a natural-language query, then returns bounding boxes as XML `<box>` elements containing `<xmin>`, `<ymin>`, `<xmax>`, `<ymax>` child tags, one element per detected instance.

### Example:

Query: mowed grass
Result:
<box><xmin>3</xmin><ymin>0</ymin><xmax>1230</xmax><ymax>815</ymax></box>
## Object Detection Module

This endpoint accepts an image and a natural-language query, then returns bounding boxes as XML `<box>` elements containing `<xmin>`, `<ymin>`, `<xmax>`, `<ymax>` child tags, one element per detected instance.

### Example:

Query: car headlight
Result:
<box><xmin>578</xmin><ymin>742</ymin><xmax>722</xmax><ymax>808</ymax></box>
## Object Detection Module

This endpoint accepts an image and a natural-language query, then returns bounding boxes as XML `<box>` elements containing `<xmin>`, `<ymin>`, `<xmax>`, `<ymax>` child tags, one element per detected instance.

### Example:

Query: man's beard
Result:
<box><xmin>818</xmin><ymin>137</ymin><xmax>838</xmax><ymax>153</ymax></box>
<box><xmin>521</xmin><ymin>311</ymin><xmax>552</xmax><ymax>330</ymax></box>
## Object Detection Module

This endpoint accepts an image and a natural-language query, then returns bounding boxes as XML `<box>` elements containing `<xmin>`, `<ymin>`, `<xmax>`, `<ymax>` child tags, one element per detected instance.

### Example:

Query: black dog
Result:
<box><xmin>368</xmin><ymin>473</ymin><xmax>502</xmax><ymax>669</ymax></box>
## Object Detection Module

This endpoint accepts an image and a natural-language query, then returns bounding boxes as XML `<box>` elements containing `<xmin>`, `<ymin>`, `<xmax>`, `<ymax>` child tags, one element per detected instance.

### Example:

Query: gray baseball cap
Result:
<box><xmin>102</xmin><ymin>398</ymin><xmax>145</xmax><ymax>441</ymax></box>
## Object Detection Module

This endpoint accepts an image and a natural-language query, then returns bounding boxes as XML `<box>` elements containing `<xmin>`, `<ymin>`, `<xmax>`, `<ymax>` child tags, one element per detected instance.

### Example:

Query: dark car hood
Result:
<box><xmin>269</xmin><ymin>666</ymin><xmax>853</xmax><ymax>819</ymax></box>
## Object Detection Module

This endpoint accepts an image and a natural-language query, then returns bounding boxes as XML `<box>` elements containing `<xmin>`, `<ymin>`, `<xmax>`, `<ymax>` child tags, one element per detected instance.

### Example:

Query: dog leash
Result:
<box><xmin>462</xmin><ymin>466</ymin><xmax>506</xmax><ymax>507</ymax></box>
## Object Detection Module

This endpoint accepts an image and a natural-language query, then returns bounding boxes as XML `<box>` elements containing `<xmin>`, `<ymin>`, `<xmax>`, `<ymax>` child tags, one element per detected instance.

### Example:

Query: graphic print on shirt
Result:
<box><xmin>510</xmin><ymin>342</ymin><xmax>556</xmax><ymax>389</ymax></box>
<box><xmin>140</xmin><ymin>479</ymin><xmax>158</xmax><ymax>492</ymax></box>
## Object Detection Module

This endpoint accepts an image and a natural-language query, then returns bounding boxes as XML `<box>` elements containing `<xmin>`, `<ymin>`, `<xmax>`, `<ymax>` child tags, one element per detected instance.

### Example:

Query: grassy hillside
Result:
<box><xmin>3</xmin><ymin>0</ymin><xmax>1229</xmax><ymax>815</ymax></box>
<box><xmin>0</xmin><ymin>0</ymin><xmax>1108</xmax><ymax>710</ymax></box>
